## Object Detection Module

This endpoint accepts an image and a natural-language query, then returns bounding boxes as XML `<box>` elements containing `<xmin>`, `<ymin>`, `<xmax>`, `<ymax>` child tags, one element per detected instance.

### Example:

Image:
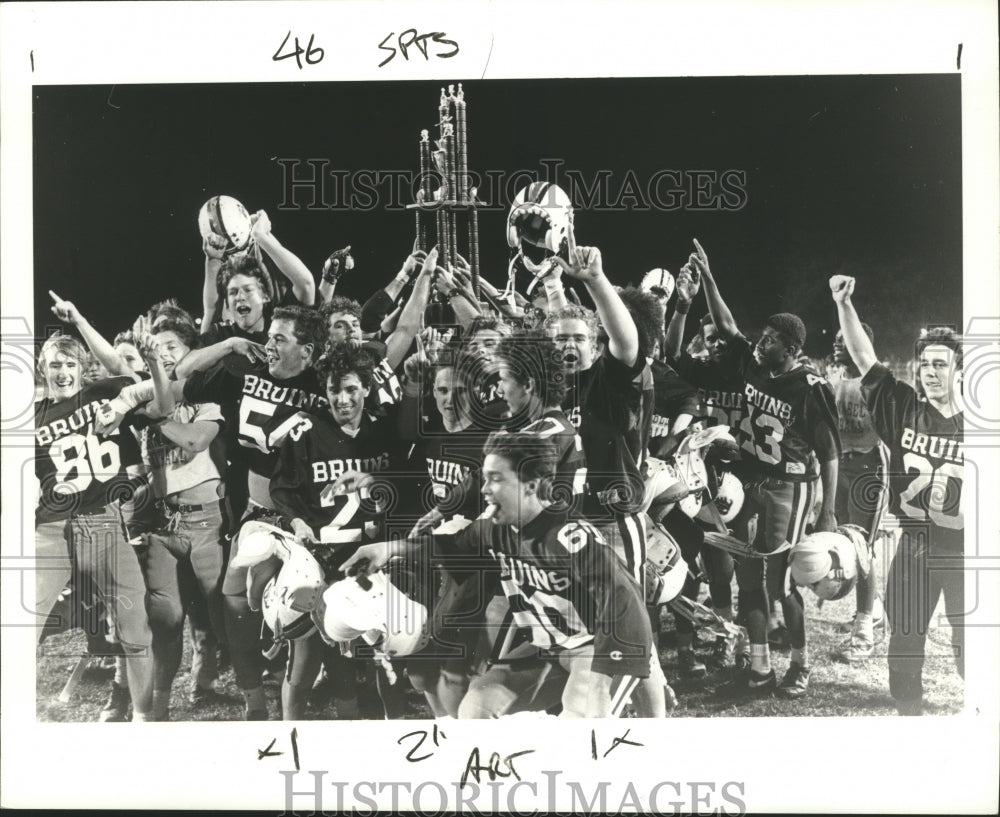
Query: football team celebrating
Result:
<box><xmin>33</xmin><ymin>182</ymin><xmax>965</xmax><ymax>722</ymax></box>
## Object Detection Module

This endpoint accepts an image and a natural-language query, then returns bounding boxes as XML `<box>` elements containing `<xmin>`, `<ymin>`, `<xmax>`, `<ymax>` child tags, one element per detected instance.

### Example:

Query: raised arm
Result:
<box><xmin>555</xmin><ymin>245</ymin><xmax>639</xmax><ymax>367</ymax></box>
<box><xmin>829</xmin><ymin>275</ymin><xmax>877</xmax><ymax>377</ymax></box>
<box><xmin>432</xmin><ymin>263</ymin><xmax>482</xmax><ymax>330</ymax></box>
<box><xmin>252</xmin><ymin>210</ymin><xmax>315</xmax><ymax>306</ymax></box>
<box><xmin>689</xmin><ymin>239</ymin><xmax>739</xmax><ymax>341</ymax></box>
<box><xmin>383</xmin><ymin>248</ymin><xmax>436</xmax><ymax>370</ymax></box>
<box><xmin>201</xmin><ymin>235</ymin><xmax>227</xmax><ymax>334</ymax></box>
<box><xmin>664</xmin><ymin>262</ymin><xmax>700</xmax><ymax>359</ymax></box>
<box><xmin>536</xmin><ymin>260</ymin><xmax>569</xmax><ymax>312</ymax></box>
<box><xmin>48</xmin><ymin>290</ymin><xmax>139</xmax><ymax>380</ymax></box>
<box><xmin>317</xmin><ymin>246</ymin><xmax>356</xmax><ymax>304</ymax></box>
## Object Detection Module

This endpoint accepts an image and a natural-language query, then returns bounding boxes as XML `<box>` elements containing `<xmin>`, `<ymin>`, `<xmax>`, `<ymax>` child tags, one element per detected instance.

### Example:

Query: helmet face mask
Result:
<box><xmin>507</xmin><ymin>182</ymin><xmax>574</xmax><ymax>274</ymax></box>
<box><xmin>643</xmin><ymin>521</ymin><xmax>688</xmax><ymax>606</ymax></box>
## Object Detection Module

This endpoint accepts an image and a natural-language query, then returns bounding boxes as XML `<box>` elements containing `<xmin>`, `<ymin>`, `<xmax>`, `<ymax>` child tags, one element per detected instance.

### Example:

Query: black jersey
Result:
<box><xmin>644</xmin><ymin>358</ymin><xmax>700</xmax><ymax>448</ymax></box>
<box><xmin>669</xmin><ymin>351</ymin><xmax>746</xmax><ymax>431</ymax></box>
<box><xmin>727</xmin><ymin>335</ymin><xmax>840</xmax><ymax>481</ymax></box>
<box><xmin>182</xmin><ymin>355</ymin><xmax>328</xmax><ymax>479</ymax></box>
<box><xmin>409</xmin><ymin>417</ymin><xmax>492</xmax><ymax>520</ymax></box>
<box><xmin>506</xmin><ymin>408</ymin><xmax>588</xmax><ymax>515</ymax></box>
<box><xmin>203</xmin><ymin>287</ymin><xmax>300</xmax><ymax>345</ymax></box>
<box><xmin>862</xmin><ymin>363</ymin><xmax>964</xmax><ymax>551</ymax></box>
<box><xmin>561</xmin><ymin>350</ymin><xmax>646</xmax><ymax>523</ymax></box>
<box><xmin>35</xmin><ymin>377</ymin><xmax>143</xmax><ymax>524</ymax></box>
<box><xmin>271</xmin><ymin>411</ymin><xmax>400</xmax><ymax>548</ymax></box>
<box><xmin>432</xmin><ymin>509</ymin><xmax>653</xmax><ymax>677</ymax></box>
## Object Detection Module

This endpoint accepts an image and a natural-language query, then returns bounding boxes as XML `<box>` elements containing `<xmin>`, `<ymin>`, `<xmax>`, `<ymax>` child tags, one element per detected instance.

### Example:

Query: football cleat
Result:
<box><xmin>97</xmin><ymin>681</ymin><xmax>131</xmax><ymax>722</ymax></box>
<box><xmin>777</xmin><ymin>662</ymin><xmax>811</xmax><ymax>699</ymax></box>
<box><xmin>748</xmin><ymin>668</ymin><xmax>777</xmax><ymax>691</ymax></box>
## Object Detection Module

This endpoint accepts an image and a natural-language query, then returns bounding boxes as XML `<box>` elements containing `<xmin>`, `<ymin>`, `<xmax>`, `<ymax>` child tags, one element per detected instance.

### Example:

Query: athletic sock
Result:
<box><xmin>114</xmin><ymin>657</ymin><xmax>128</xmax><ymax>688</ymax></box>
<box><xmin>750</xmin><ymin>644</ymin><xmax>770</xmax><ymax>674</ymax></box>
<box><xmin>790</xmin><ymin>646</ymin><xmax>809</xmax><ymax>667</ymax></box>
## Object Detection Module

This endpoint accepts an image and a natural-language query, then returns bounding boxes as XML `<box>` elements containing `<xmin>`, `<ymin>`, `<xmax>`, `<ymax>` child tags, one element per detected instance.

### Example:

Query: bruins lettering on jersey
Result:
<box><xmin>862</xmin><ymin>363</ymin><xmax>964</xmax><ymax>550</ymax></box>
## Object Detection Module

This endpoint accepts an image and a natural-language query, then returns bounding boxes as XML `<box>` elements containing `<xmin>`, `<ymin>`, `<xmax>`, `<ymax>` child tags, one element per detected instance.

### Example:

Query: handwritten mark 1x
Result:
<box><xmin>257</xmin><ymin>738</ymin><xmax>283</xmax><ymax>760</ymax></box>
<box><xmin>956</xmin><ymin>43</ymin><xmax>962</xmax><ymax>70</ymax></box>
<box><xmin>592</xmin><ymin>728</ymin><xmax>644</xmax><ymax>759</ymax></box>
<box><xmin>291</xmin><ymin>727</ymin><xmax>300</xmax><ymax>771</ymax></box>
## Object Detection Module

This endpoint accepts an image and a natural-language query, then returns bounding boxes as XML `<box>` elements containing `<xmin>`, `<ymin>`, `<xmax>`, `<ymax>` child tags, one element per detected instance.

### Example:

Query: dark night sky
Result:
<box><xmin>32</xmin><ymin>74</ymin><xmax>962</xmax><ymax>360</ymax></box>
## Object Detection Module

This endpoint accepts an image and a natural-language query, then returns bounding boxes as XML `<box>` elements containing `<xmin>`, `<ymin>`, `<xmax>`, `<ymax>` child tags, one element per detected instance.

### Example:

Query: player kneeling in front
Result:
<box><xmin>343</xmin><ymin>432</ymin><xmax>657</xmax><ymax>718</ymax></box>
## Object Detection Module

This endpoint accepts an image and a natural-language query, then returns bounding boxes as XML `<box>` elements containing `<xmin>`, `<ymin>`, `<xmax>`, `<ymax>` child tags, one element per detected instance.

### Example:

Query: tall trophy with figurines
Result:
<box><xmin>409</xmin><ymin>84</ymin><xmax>483</xmax><ymax>322</ymax></box>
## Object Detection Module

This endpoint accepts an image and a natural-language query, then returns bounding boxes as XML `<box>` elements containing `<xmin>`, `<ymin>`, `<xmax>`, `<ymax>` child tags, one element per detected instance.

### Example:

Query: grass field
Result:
<box><xmin>36</xmin><ymin>581</ymin><xmax>964</xmax><ymax>722</ymax></box>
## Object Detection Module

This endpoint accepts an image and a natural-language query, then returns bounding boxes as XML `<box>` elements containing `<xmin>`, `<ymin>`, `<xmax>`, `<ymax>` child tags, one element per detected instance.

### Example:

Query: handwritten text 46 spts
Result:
<box><xmin>272</xmin><ymin>30</ymin><xmax>458</xmax><ymax>70</ymax></box>
<box><xmin>378</xmin><ymin>30</ymin><xmax>459</xmax><ymax>67</ymax></box>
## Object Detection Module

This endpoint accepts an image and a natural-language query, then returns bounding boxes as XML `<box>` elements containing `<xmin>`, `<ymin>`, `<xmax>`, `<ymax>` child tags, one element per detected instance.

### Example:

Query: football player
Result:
<box><xmin>831</xmin><ymin>275</ymin><xmax>964</xmax><ymax>715</ymax></box>
<box><xmin>323</xmin><ymin>247</ymin><xmax>437</xmax><ymax>415</ymax></box>
<box><xmin>34</xmin><ymin>333</ymin><xmax>155</xmax><ymax>721</ymax></box>
<box><xmin>200</xmin><ymin>208</ymin><xmax>316</xmax><ymax>334</ymax></box>
<box><xmin>270</xmin><ymin>344</ymin><xmax>404</xmax><ymax>719</ymax></box>
<box><xmin>341</xmin><ymin>432</ymin><xmax>657</xmax><ymax>718</ymax></box>
<box><xmin>545</xmin><ymin>246</ymin><xmax>671</xmax><ymax>715</ymax></box>
<box><xmin>662</xmin><ymin>261</ymin><xmax>748</xmax><ymax>666</ymax></box>
<box><xmin>102</xmin><ymin>320</ymin><xmax>229</xmax><ymax>718</ymax></box>
<box><xmin>181</xmin><ymin>305</ymin><xmax>329</xmax><ymax>719</ymax></box>
<box><xmin>697</xmin><ymin>240</ymin><xmax>840</xmax><ymax>699</ymax></box>
<box><xmin>458</xmin><ymin>315</ymin><xmax>511</xmax><ymax>430</ymax></box>
<box><xmin>396</xmin><ymin>343</ymin><xmax>495</xmax><ymax>716</ymax></box>
<box><xmin>827</xmin><ymin>324</ymin><xmax>890</xmax><ymax>662</ymax></box>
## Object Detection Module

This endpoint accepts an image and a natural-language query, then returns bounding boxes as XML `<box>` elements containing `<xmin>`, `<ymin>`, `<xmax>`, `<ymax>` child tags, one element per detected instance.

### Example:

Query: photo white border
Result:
<box><xmin>2</xmin><ymin>1</ymin><xmax>998</xmax><ymax>812</ymax></box>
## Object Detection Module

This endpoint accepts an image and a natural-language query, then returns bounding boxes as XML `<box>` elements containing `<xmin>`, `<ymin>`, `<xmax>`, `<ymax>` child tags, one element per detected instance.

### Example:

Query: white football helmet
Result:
<box><xmin>231</xmin><ymin>521</ymin><xmax>327</xmax><ymax>642</ymax></box>
<box><xmin>641</xmin><ymin>456</ymin><xmax>690</xmax><ymax>514</ymax></box>
<box><xmin>712</xmin><ymin>471</ymin><xmax>745</xmax><ymax>524</ymax></box>
<box><xmin>506</xmin><ymin>182</ymin><xmax>574</xmax><ymax>274</ymax></box>
<box><xmin>640</xmin><ymin>268</ymin><xmax>675</xmax><ymax>302</ymax></box>
<box><xmin>643</xmin><ymin>520</ymin><xmax>689</xmax><ymax>606</ymax></box>
<box><xmin>789</xmin><ymin>525</ymin><xmax>869</xmax><ymax>601</ymax></box>
<box><xmin>198</xmin><ymin>194</ymin><xmax>252</xmax><ymax>257</ymax></box>
<box><xmin>315</xmin><ymin>570</ymin><xmax>430</xmax><ymax>657</ymax></box>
